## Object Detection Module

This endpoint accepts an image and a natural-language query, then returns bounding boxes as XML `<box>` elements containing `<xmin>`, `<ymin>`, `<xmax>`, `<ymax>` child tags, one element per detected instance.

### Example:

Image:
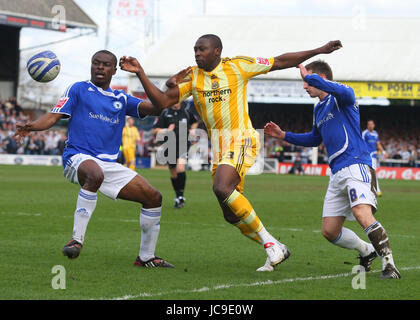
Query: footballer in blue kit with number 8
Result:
<box><xmin>264</xmin><ymin>60</ymin><xmax>401</xmax><ymax>279</ymax></box>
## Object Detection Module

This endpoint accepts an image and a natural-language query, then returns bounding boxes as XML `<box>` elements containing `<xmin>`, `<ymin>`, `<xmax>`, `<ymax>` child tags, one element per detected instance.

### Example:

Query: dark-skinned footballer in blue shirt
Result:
<box><xmin>14</xmin><ymin>50</ymin><xmax>174</xmax><ymax>268</ymax></box>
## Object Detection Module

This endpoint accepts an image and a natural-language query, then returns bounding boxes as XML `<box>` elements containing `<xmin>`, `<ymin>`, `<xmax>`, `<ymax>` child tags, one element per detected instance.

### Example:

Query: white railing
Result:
<box><xmin>0</xmin><ymin>154</ymin><xmax>62</xmax><ymax>166</ymax></box>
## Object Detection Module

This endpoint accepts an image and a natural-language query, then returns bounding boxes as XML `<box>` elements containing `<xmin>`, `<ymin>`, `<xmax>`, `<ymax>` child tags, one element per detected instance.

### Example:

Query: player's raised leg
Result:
<box><xmin>221</xmin><ymin>204</ymin><xmax>263</xmax><ymax>244</ymax></box>
<box><xmin>219</xmin><ymin>201</ymin><xmax>279</xmax><ymax>272</ymax></box>
<box><xmin>118</xmin><ymin>174</ymin><xmax>174</xmax><ymax>268</ymax></box>
<box><xmin>63</xmin><ymin>159</ymin><xmax>103</xmax><ymax>259</ymax></box>
<box><xmin>213</xmin><ymin>164</ymin><xmax>289</xmax><ymax>269</ymax></box>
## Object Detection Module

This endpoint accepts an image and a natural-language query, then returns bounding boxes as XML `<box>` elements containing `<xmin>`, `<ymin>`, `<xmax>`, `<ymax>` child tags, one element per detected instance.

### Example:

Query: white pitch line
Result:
<box><xmin>101</xmin><ymin>265</ymin><xmax>420</xmax><ymax>300</ymax></box>
<box><xmin>0</xmin><ymin>211</ymin><xmax>42</xmax><ymax>216</ymax></box>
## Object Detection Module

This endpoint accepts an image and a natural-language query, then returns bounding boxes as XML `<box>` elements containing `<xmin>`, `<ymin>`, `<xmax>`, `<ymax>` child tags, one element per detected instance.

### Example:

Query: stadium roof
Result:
<box><xmin>0</xmin><ymin>0</ymin><xmax>97</xmax><ymax>31</ymax></box>
<box><xmin>140</xmin><ymin>15</ymin><xmax>420</xmax><ymax>82</ymax></box>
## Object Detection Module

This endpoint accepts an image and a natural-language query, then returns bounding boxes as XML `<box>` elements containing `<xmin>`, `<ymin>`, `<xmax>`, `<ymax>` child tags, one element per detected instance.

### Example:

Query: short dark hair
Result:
<box><xmin>305</xmin><ymin>60</ymin><xmax>333</xmax><ymax>80</ymax></box>
<box><xmin>92</xmin><ymin>50</ymin><xmax>117</xmax><ymax>67</ymax></box>
<box><xmin>198</xmin><ymin>34</ymin><xmax>223</xmax><ymax>50</ymax></box>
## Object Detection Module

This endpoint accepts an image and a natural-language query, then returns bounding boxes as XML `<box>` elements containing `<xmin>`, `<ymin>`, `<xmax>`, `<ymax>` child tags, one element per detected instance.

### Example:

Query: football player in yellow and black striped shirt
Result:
<box><xmin>120</xmin><ymin>34</ymin><xmax>342</xmax><ymax>271</ymax></box>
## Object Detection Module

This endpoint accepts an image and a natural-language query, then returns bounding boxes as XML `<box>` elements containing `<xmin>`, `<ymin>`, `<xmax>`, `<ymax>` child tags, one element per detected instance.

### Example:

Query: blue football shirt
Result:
<box><xmin>50</xmin><ymin>80</ymin><xmax>144</xmax><ymax>166</ymax></box>
<box><xmin>284</xmin><ymin>74</ymin><xmax>372</xmax><ymax>174</ymax></box>
<box><xmin>362</xmin><ymin>129</ymin><xmax>379</xmax><ymax>159</ymax></box>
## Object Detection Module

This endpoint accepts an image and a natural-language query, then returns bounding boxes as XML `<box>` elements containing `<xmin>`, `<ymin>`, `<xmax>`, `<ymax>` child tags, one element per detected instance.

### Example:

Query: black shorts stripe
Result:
<box><xmin>236</xmin><ymin>137</ymin><xmax>252</xmax><ymax>173</ymax></box>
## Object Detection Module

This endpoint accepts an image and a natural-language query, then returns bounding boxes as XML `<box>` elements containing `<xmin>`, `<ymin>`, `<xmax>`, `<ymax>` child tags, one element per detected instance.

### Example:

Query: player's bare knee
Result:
<box><xmin>353</xmin><ymin>204</ymin><xmax>373</xmax><ymax>216</ymax></box>
<box><xmin>224</xmin><ymin>215</ymin><xmax>240</xmax><ymax>225</ymax></box>
<box><xmin>223</xmin><ymin>211</ymin><xmax>240</xmax><ymax>225</ymax></box>
<box><xmin>352</xmin><ymin>204</ymin><xmax>376</xmax><ymax>228</ymax></box>
<box><xmin>144</xmin><ymin>189</ymin><xmax>162</xmax><ymax>208</ymax></box>
<box><xmin>212</xmin><ymin>183</ymin><xmax>231</xmax><ymax>201</ymax></box>
<box><xmin>322</xmin><ymin>228</ymin><xmax>340</xmax><ymax>242</ymax></box>
<box><xmin>83</xmin><ymin>170</ymin><xmax>104</xmax><ymax>191</ymax></box>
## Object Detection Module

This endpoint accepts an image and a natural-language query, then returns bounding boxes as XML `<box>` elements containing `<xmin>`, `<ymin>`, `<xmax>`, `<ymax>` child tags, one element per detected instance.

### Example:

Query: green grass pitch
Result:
<box><xmin>0</xmin><ymin>165</ymin><xmax>419</xmax><ymax>300</ymax></box>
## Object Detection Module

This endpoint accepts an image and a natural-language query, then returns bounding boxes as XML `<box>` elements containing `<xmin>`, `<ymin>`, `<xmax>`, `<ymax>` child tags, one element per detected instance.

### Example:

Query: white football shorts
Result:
<box><xmin>63</xmin><ymin>153</ymin><xmax>137</xmax><ymax>200</ymax></box>
<box><xmin>322</xmin><ymin>164</ymin><xmax>377</xmax><ymax>221</ymax></box>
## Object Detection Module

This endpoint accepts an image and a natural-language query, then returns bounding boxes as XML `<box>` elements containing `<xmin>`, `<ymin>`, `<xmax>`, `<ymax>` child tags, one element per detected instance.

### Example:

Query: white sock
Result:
<box><xmin>331</xmin><ymin>227</ymin><xmax>373</xmax><ymax>256</ymax></box>
<box><xmin>139</xmin><ymin>207</ymin><xmax>161</xmax><ymax>261</ymax></box>
<box><xmin>258</xmin><ymin>227</ymin><xmax>277</xmax><ymax>245</ymax></box>
<box><xmin>72</xmin><ymin>189</ymin><xmax>97</xmax><ymax>244</ymax></box>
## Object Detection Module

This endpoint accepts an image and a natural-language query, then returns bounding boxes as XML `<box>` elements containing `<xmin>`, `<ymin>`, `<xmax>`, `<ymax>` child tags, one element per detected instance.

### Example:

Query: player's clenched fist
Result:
<box><xmin>320</xmin><ymin>40</ymin><xmax>343</xmax><ymax>54</ymax></box>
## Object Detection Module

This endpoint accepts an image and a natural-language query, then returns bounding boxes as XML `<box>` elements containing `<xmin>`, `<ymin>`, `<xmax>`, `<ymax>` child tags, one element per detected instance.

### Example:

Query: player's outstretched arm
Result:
<box><xmin>119</xmin><ymin>56</ymin><xmax>179</xmax><ymax>109</ymax></box>
<box><xmin>264</xmin><ymin>121</ymin><xmax>286</xmax><ymax>140</ymax></box>
<box><xmin>298</xmin><ymin>64</ymin><xmax>354</xmax><ymax>103</ymax></box>
<box><xmin>265</xmin><ymin>121</ymin><xmax>322</xmax><ymax>147</ymax></box>
<box><xmin>138</xmin><ymin>101</ymin><xmax>165</xmax><ymax>117</ymax></box>
<box><xmin>284</xmin><ymin>126</ymin><xmax>323</xmax><ymax>147</ymax></box>
<box><xmin>270</xmin><ymin>40</ymin><xmax>342</xmax><ymax>71</ymax></box>
<box><xmin>165</xmin><ymin>67</ymin><xmax>192</xmax><ymax>88</ymax></box>
<box><xmin>14</xmin><ymin>113</ymin><xmax>63</xmax><ymax>142</ymax></box>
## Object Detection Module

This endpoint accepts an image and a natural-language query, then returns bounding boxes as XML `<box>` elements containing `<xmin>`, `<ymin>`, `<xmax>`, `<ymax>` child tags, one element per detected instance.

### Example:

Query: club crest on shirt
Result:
<box><xmin>113</xmin><ymin>101</ymin><xmax>123</xmax><ymax>110</ymax></box>
<box><xmin>212</xmin><ymin>81</ymin><xmax>220</xmax><ymax>90</ymax></box>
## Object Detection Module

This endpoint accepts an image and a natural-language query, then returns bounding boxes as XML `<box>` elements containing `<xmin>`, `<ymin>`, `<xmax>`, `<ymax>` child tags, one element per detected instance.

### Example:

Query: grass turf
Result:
<box><xmin>0</xmin><ymin>165</ymin><xmax>419</xmax><ymax>300</ymax></box>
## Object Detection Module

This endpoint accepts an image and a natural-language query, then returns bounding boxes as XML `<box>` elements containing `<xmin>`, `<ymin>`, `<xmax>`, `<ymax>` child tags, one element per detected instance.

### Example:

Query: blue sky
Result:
<box><xmin>18</xmin><ymin>0</ymin><xmax>420</xmax><ymax>97</ymax></box>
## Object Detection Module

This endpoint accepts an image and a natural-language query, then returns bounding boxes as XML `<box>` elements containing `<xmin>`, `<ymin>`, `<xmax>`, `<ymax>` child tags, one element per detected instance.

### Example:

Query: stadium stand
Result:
<box><xmin>249</xmin><ymin>103</ymin><xmax>420</xmax><ymax>168</ymax></box>
<box><xmin>0</xmin><ymin>97</ymin><xmax>66</xmax><ymax>155</ymax></box>
<box><xmin>0</xmin><ymin>0</ymin><xmax>96</xmax><ymax>157</ymax></box>
<box><xmin>4</xmin><ymin>95</ymin><xmax>418</xmax><ymax>169</ymax></box>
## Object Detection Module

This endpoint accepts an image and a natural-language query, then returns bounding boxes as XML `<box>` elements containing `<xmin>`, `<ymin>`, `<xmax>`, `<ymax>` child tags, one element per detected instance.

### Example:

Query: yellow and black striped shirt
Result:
<box><xmin>178</xmin><ymin>56</ymin><xmax>274</xmax><ymax>145</ymax></box>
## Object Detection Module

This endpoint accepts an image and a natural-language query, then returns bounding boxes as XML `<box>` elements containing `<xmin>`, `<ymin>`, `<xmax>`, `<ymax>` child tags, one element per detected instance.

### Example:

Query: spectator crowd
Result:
<box><xmin>1</xmin><ymin>97</ymin><xmax>419</xmax><ymax>168</ymax></box>
<box><xmin>250</xmin><ymin>105</ymin><xmax>420</xmax><ymax>168</ymax></box>
<box><xmin>0</xmin><ymin>97</ymin><xmax>67</xmax><ymax>156</ymax></box>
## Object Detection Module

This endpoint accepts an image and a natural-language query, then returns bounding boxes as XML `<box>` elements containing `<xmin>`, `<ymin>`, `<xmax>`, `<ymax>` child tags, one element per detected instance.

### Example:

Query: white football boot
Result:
<box><xmin>257</xmin><ymin>240</ymin><xmax>290</xmax><ymax>272</ymax></box>
<box><xmin>256</xmin><ymin>257</ymin><xmax>274</xmax><ymax>272</ymax></box>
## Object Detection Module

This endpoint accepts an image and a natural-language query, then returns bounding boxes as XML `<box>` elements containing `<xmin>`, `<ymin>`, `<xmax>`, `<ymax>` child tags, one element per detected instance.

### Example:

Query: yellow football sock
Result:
<box><xmin>233</xmin><ymin>220</ymin><xmax>263</xmax><ymax>244</ymax></box>
<box><xmin>224</xmin><ymin>189</ymin><xmax>264</xmax><ymax>235</ymax></box>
